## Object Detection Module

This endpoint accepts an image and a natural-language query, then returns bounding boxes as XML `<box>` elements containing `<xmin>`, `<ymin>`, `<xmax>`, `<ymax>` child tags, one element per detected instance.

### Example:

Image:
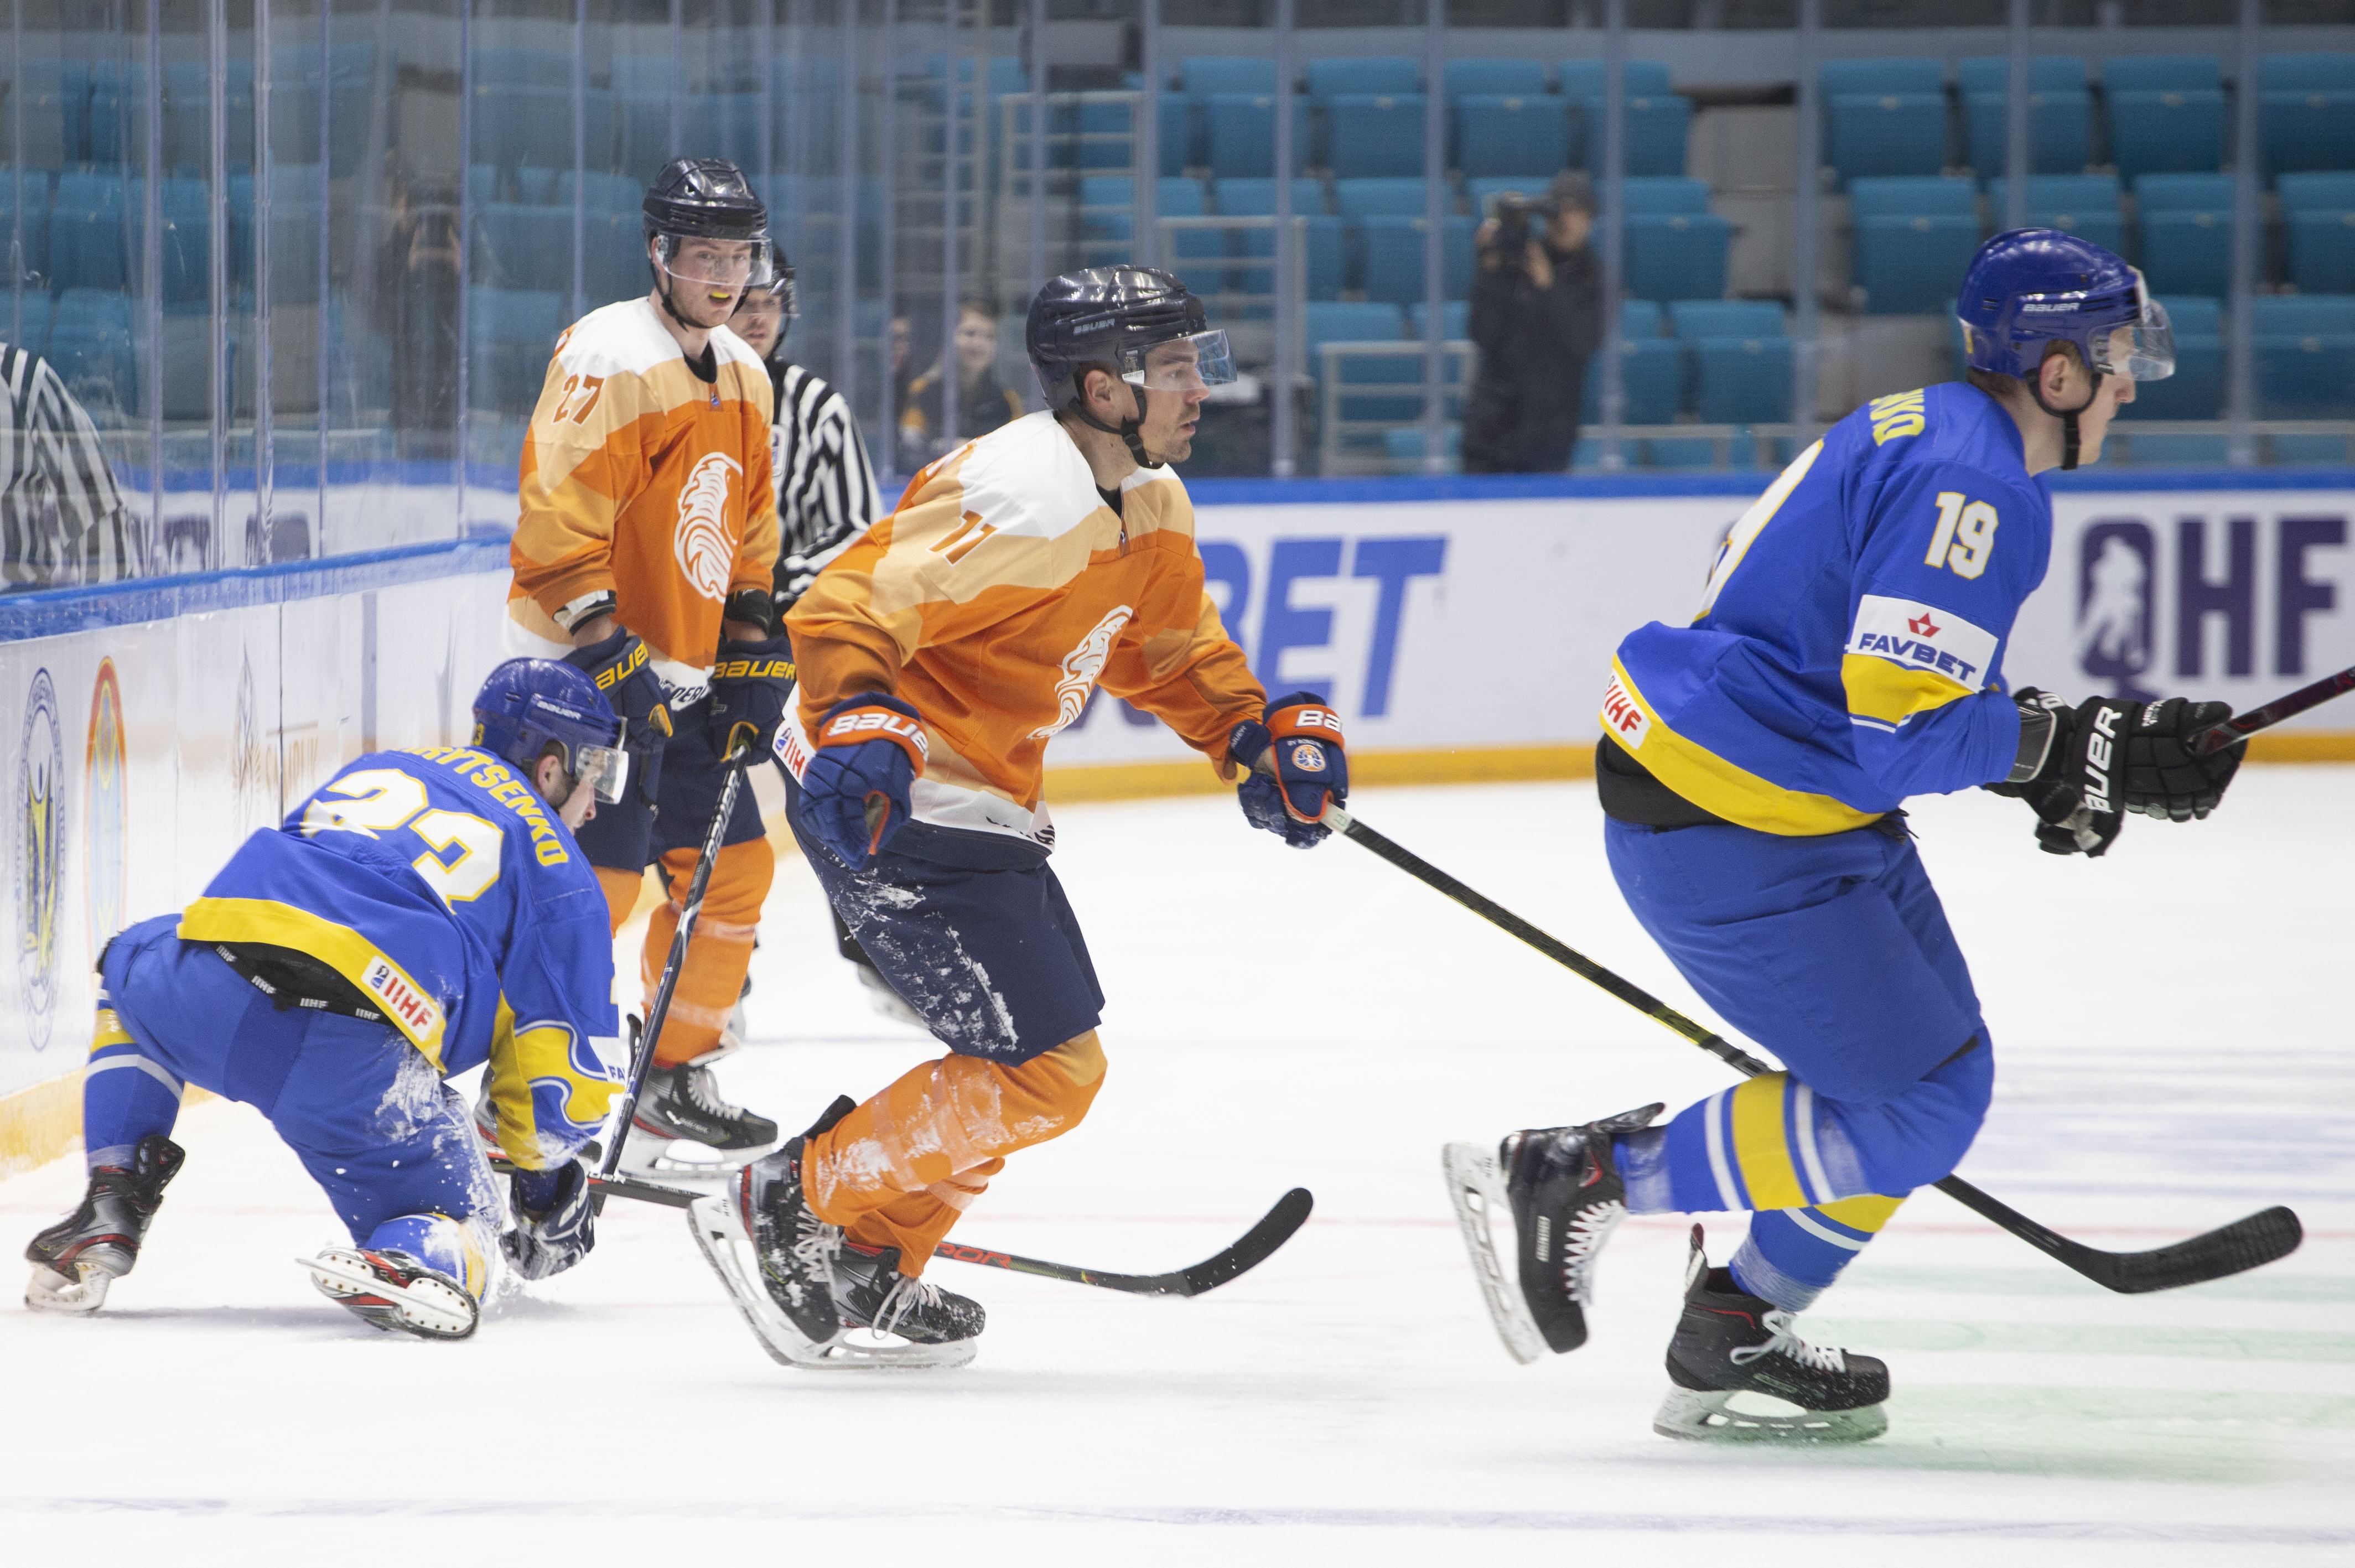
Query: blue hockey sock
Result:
<box><xmin>82</xmin><ymin>1008</ymin><xmax>185</xmax><ymax>1171</ymax></box>
<box><xmin>1727</xmin><ymin>1196</ymin><xmax>1907</xmax><ymax>1311</ymax></box>
<box><xmin>365</xmin><ymin>1213</ymin><xmax>490</xmax><ymax>1301</ymax></box>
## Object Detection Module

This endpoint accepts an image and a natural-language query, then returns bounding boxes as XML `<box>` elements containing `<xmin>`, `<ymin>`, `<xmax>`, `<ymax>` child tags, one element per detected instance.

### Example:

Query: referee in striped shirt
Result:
<box><xmin>729</xmin><ymin>273</ymin><xmax>924</xmax><ymax>1029</ymax></box>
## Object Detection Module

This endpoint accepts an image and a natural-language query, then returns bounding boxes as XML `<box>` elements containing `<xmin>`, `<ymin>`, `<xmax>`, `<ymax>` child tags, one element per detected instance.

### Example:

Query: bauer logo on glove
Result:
<box><xmin>1228</xmin><ymin>692</ymin><xmax>1348</xmax><ymax>849</ymax></box>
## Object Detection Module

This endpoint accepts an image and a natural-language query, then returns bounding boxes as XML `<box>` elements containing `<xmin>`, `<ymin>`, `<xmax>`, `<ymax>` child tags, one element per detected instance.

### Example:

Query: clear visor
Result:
<box><xmin>572</xmin><ymin>742</ymin><xmax>630</xmax><ymax>805</ymax></box>
<box><xmin>1119</xmin><ymin>330</ymin><xmax>1237</xmax><ymax>393</ymax></box>
<box><xmin>655</xmin><ymin>233</ymin><xmax>778</xmax><ymax>294</ymax></box>
<box><xmin>2090</xmin><ymin>281</ymin><xmax>2174</xmax><ymax>382</ymax></box>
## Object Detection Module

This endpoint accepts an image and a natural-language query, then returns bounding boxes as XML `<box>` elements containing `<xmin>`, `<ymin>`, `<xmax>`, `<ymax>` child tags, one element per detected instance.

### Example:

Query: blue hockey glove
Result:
<box><xmin>709</xmin><ymin>632</ymin><xmax>797</xmax><ymax>756</ymax></box>
<box><xmin>797</xmin><ymin>692</ymin><xmax>927</xmax><ymax>864</ymax></box>
<box><xmin>564</xmin><ymin>626</ymin><xmax>674</xmax><ymax>759</ymax></box>
<box><xmin>1228</xmin><ymin>692</ymin><xmax>1347</xmax><ymax>848</ymax></box>
<box><xmin>503</xmin><ymin>1156</ymin><xmax>596</xmax><ymax>1281</ymax></box>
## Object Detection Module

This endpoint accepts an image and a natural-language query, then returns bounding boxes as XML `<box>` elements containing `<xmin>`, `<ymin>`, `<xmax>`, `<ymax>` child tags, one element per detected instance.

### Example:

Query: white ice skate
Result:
<box><xmin>302</xmin><ymin>1247</ymin><xmax>479</xmax><ymax>1339</ymax></box>
<box><xmin>26</xmin><ymin>1258</ymin><xmax>116</xmax><ymax>1315</ymax></box>
<box><xmin>1441</xmin><ymin>1140</ymin><xmax>1547</xmax><ymax>1365</ymax></box>
<box><xmin>686</xmin><ymin>1188</ymin><xmax>977</xmax><ymax>1372</ymax></box>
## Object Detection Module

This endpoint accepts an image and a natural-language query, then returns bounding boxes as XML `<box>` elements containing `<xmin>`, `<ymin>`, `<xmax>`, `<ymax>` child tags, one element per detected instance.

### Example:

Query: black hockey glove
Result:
<box><xmin>503</xmin><ymin>1156</ymin><xmax>596</xmax><ymax>1281</ymax></box>
<box><xmin>1987</xmin><ymin>689</ymin><xmax>2243</xmax><ymax>858</ymax></box>
<box><xmin>710</xmin><ymin>632</ymin><xmax>797</xmax><ymax>756</ymax></box>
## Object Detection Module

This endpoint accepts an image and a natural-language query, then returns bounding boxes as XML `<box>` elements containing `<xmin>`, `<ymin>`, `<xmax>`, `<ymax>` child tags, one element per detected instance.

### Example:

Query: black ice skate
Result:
<box><xmin>619</xmin><ymin>1050</ymin><xmax>781</xmax><ymax>1181</ymax></box>
<box><xmin>25</xmin><ymin>1135</ymin><xmax>185</xmax><ymax>1315</ymax></box>
<box><xmin>833</xmin><ymin>1240</ymin><xmax>985</xmax><ymax>1347</ymax></box>
<box><xmin>1444</xmin><ymin>1104</ymin><xmax>1661</xmax><ymax>1363</ymax></box>
<box><xmin>1653</xmin><ymin>1226</ymin><xmax>1889</xmax><ymax>1444</ymax></box>
<box><xmin>689</xmin><ymin>1095</ymin><xmax>977</xmax><ymax>1369</ymax></box>
<box><xmin>303</xmin><ymin>1247</ymin><xmax>480</xmax><ymax>1339</ymax></box>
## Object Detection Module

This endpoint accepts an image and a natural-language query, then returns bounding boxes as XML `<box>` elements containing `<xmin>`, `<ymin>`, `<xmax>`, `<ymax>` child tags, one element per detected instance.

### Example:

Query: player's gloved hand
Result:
<box><xmin>709</xmin><ymin>632</ymin><xmax>796</xmax><ymax>757</ymax></box>
<box><xmin>564</xmin><ymin>627</ymin><xmax>674</xmax><ymax>754</ymax></box>
<box><xmin>797</xmin><ymin>693</ymin><xmax>926</xmax><ymax>864</ymax></box>
<box><xmin>1990</xmin><ymin>688</ymin><xmax>2244</xmax><ymax>856</ymax></box>
<box><xmin>502</xmin><ymin>1156</ymin><xmax>596</xmax><ymax>1281</ymax></box>
<box><xmin>1227</xmin><ymin>692</ymin><xmax>1347</xmax><ymax>848</ymax></box>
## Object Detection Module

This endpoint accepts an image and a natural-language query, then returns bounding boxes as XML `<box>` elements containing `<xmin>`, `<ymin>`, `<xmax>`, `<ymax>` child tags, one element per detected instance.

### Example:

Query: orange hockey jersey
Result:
<box><xmin>504</xmin><ymin>298</ymin><xmax>779</xmax><ymax>703</ymax></box>
<box><xmin>780</xmin><ymin>410</ymin><xmax>1265</xmax><ymax>855</ymax></box>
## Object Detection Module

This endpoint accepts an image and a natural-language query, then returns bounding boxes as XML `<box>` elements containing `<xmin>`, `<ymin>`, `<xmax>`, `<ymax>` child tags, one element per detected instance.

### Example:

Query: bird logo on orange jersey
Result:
<box><xmin>1029</xmin><ymin>605</ymin><xmax>1134</xmax><ymax>740</ymax></box>
<box><xmin>674</xmin><ymin>452</ymin><xmax>743</xmax><ymax>602</ymax></box>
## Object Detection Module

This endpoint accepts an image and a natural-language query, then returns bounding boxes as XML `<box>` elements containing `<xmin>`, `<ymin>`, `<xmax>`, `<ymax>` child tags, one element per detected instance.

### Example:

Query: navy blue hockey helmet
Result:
<box><xmin>643</xmin><ymin>157</ymin><xmax>777</xmax><ymax>292</ymax></box>
<box><xmin>1957</xmin><ymin>229</ymin><xmax>2174</xmax><ymax>384</ymax></box>
<box><xmin>1025</xmin><ymin>266</ymin><xmax>1234</xmax><ymax>468</ymax></box>
<box><xmin>471</xmin><ymin>659</ymin><xmax>629</xmax><ymax>803</ymax></box>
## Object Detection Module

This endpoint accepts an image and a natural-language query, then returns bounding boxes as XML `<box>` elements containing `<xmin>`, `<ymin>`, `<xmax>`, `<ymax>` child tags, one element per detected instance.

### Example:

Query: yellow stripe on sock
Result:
<box><xmin>1729</xmin><ymin>1073</ymin><xmax>1808</xmax><ymax>1211</ymax></box>
<box><xmin>1819</xmin><ymin>1193</ymin><xmax>1906</xmax><ymax>1233</ymax></box>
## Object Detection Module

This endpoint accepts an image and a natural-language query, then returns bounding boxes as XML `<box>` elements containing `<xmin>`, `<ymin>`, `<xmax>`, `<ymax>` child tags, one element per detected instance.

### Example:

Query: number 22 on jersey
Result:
<box><xmin>300</xmin><ymin>769</ymin><xmax>504</xmax><ymax>906</ymax></box>
<box><xmin>1925</xmin><ymin>492</ymin><xmax>1997</xmax><ymax>579</ymax></box>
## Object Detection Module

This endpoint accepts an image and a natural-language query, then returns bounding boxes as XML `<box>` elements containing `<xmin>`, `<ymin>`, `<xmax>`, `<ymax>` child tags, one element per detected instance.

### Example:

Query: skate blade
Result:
<box><xmin>25</xmin><ymin>1260</ymin><xmax>112</xmax><ymax>1315</ymax></box>
<box><xmin>1441</xmin><ymin>1141</ymin><xmax>1546</xmax><ymax>1367</ymax></box>
<box><xmin>685</xmin><ymin>1196</ymin><xmax>975</xmax><ymax>1372</ymax></box>
<box><xmin>619</xmin><ymin>1134</ymin><xmax>769</xmax><ymax>1184</ymax></box>
<box><xmin>1652</xmin><ymin>1385</ymin><xmax>1889</xmax><ymax>1444</ymax></box>
<box><xmin>300</xmin><ymin>1252</ymin><xmax>476</xmax><ymax>1339</ymax></box>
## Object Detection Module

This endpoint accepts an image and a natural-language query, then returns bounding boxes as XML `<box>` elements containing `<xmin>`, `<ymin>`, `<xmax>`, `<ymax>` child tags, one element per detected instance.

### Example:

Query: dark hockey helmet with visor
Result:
<box><xmin>471</xmin><ymin>658</ymin><xmax>630</xmax><ymax>804</ymax></box>
<box><xmin>643</xmin><ymin>157</ymin><xmax>778</xmax><ymax>294</ymax></box>
<box><xmin>1027</xmin><ymin>267</ymin><xmax>1234</xmax><ymax>460</ymax></box>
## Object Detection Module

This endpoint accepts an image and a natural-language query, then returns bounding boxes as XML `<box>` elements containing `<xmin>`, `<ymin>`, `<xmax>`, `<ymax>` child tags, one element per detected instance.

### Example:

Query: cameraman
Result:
<box><xmin>1462</xmin><ymin>170</ymin><xmax>1604</xmax><ymax>474</ymax></box>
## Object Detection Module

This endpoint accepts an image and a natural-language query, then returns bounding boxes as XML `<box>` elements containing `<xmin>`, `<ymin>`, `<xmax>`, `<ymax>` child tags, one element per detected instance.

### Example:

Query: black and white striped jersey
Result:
<box><xmin>768</xmin><ymin>360</ymin><xmax>882</xmax><ymax>609</ymax></box>
<box><xmin>0</xmin><ymin>343</ymin><xmax>137</xmax><ymax>588</ymax></box>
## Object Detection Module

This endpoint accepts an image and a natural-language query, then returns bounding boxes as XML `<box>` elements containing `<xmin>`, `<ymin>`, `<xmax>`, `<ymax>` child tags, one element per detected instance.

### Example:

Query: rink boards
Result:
<box><xmin>0</xmin><ymin>472</ymin><xmax>2348</xmax><ymax>1133</ymax></box>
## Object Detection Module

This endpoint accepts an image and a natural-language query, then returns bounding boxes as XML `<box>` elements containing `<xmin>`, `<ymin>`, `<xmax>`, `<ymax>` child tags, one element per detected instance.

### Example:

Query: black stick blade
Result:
<box><xmin>2092</xmin><ymin>1205</ymin><xmax>2305</xmax><ymax>1295</ymax></box>
<box><xmin>1178</xmin><ymin>1187</ymin><xmax>1315</xmax><ymax>1296</ymax></box>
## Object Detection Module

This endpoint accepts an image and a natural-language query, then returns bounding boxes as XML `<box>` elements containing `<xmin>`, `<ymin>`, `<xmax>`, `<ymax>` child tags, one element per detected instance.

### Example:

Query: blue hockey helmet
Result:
<box><xmin>1957</xmin><ymin>229</ymin><xmax>2174</xmax><ymax>384</ymax></box>
<box><xmin>471</xmin><ymin>659</ymin><xmax>630</xmax><ymax>803</ymax></box>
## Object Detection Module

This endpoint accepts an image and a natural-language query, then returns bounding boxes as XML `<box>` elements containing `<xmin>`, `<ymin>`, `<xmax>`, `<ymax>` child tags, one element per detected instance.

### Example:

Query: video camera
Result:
<box><xmin>1488</xmin><ymin>192</ymin><xmax>1562</xmax><ymax>255</ymax></box>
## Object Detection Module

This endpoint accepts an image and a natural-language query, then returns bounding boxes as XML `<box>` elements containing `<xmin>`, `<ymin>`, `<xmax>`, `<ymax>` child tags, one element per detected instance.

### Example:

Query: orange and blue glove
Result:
<box><xmin>798</xmin><ymin>693</ymin><xmax>927</xmax><ymax>863</ymax></box>
<box><xmin>1228</xmin><ymin>691</ymin><xmax>1347</xmax><ymax>848</ymax></box>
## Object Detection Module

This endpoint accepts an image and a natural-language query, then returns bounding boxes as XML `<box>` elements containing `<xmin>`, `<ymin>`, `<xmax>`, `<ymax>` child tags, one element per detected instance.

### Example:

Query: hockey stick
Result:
<box><xmin>1324</xmin><ymin>803</ymin><xmax>2302</xmax><ymax>1294</ymax></box>
<box><xmin>2191</xmin><ymin>663</ymin><xmax>2355</xmax><ymax>756</ymax></box>
<box><xmin>598</xmin><ymin>723</ymin><xmax>761</xmax><ymax>1183</ymax></box>
<box><xmin>498</xmin><ymin>1154</ymin><xmax>1313</xmax><ymax>1297</ymax></box>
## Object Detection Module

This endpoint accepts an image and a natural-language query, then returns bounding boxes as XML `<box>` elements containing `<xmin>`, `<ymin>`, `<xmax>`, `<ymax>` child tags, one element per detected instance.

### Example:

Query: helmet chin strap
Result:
<box><xmin>2027</xmin><ymin>365</ymin><xmax>2104</xmax><ymax>471</ymax></box>
<box><xmin>1064</xmin><ymin>388</ymin><xmax>1163</xmax><ymax>470</ymax></box>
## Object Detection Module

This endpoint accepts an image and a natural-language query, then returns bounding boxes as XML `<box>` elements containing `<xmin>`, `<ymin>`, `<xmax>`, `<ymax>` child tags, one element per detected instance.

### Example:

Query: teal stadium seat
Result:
<box><xmin>1356</xmin><ymin>215</ymin><xmax>1475</xmax><ymax>305</ymax></box>
<box><xmin>1217</xmin><ymin>177</ymin><xmax>1342</xmax><ymax>303</ymax></box>
<box><xmin>2135</xmin><ymin>173</ymin><xmax>2235</xmax><ymax>299</ymax></box>
<box><xmin>1455</xmin><ymin>96</ymin><xmax>1571</xmax><ymax>180</ymax></box>
<box><xmin>1849</xmin><ymin>176</ymin><xmax>1982</xmax><ymax>315</ymax></box>
<box><xmin>2119</xmin><ymin>295</ymin><xmax>2222</xmax><ymax>421</ymax></box>
<box><xmin>2280</xmin><ymin>173</ymin><xmax>2355</xmax><ymax>296</ymax></box>
<box><xmin>2104</xmin><ymin>55</ymin><xmax>2226</xmax><ymax>183</ymax></box>
<box><xmin>1325</xmin><ymin>95</ymin><xmax>1429</xmax><ymax>179</ymax></box>
<box><xmin>1204</xmin><ymin>94</ymin><xmax>1310</xmax><ymax>180</ymax></box>
<box><xmin>1672</xmin><ymin>300</ymin><xmax>1791</xmax><ymax>425</ymax></box>
<box><xmin>2254</xmin><ymin>295</ymin><xmax>2355</xmax><ymax>419</ymax></box>
<box><xmin>1985</xmin><ymin>173</ymin><xmax>2124</xmax><ymax>253</ymax></box>
<box><xmin>1445</xmin><ymin>60</ymin><xmax>1548</xmax><ymax>100</ymax></box>
<box><xmin>1305</xmin><ymin>58</ymin><xmax>1419</xmax><ymax>102</ymax></box>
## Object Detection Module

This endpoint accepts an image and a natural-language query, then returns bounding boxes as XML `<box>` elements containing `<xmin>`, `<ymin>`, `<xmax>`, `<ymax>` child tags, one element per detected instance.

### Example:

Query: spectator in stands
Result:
<box><xmin>1463</xmin><ymin>171</ymin><xmax>1604</xmax><ymax>474</ymax></box>
<box><xmin>0</xmin><ymin>342</ymin><xmax>139</xmax><ymax>588</ymax></box>
<box><xmin>900</xmin><ymin>300</ymin><xmax>1024</xmax><ymax>466</ymax></box>
<box><xmin>890</xmin><ymin>315</ymin><xmax>914</xmax><ymax>437</ymax></box>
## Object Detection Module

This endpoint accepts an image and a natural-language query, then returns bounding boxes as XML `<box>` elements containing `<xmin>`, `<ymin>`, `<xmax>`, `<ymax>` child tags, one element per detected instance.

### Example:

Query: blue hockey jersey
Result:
<box><xmin>178</xmin><ymin>746</ymin><xmax>621</xmax><ymax>1170</ymax></box>
<box><xmin>1601</xmin><ymin>383</ymin><xmax>2049</xmax><ymax>835</ymax></box>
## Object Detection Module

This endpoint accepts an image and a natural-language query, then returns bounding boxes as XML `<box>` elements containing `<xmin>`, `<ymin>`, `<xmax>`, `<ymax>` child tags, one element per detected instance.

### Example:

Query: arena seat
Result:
<box><xmin>2281</xmin><ymin>174</ymin><xmax>2355</xmax><ymax>295</ymax></box>
<box><xmin>1622</xmin><ymin>211</ymin><xmax>1730</xmax><ymax>302</ymax></box>
<box><xmin>1848</xmin><ymin>176</ymin><xmax>1982</xmax><ymax>315</ymax></box>
<box><xmin>1985</xmin><ymin>173</ymin><xmax>2124</xmax><ymax>253</ymax></box>
<box><xmin>1181</xmin><ymin>57</ymin><xmax>1277</xmax><ymax>100</ymax></box>
<box><xmin>2102</xmin><ymin>55</ymin><xmax>2221</xmax><ymax>93</ymax></box>
<box><xmin>1964</xmin><ymin>85</ymin><xmax>2093</xmax><ymax>178</ymax></box>
<box><xmin>2260</xmin><ymin>89</ymin><xmax>2355</xmax><ymax>182</ymax></box>
<box><xmin>2122</xmin><ymin>295</ymin><xmax>2223</xmax><ymax>421</ymax></box>
<box><xmin>1826</xmin><ymin>92</ymin><xmax>1949</xmax><ymax>185</ymax></box>
<box><xmin>1445</xmin><ymin>60</ymin><xmax>1547</xmax><ymax>100</ymax></box>
<box><xmin>1557</xmin><ymin>60</ymin><xmax>1673</xmax><ymax>100</ymax></box>
<box><xmin>1334</xmin><ymin>178</ymin><xmax>1433</xmax><ymax>217</ymax></box>
<box><xmin>1356</xmin><ymin>214</ymin><xmax>1475</xmax><ymax>305</ymax></box>
<box><xmin>1579</xmin><ymin>94</ymin><xmax>1692</xmax><ymax>179</ymax></box>
<box><xmin>2135</xmin><ymin>173</ymin><xmax>2235</xmax><ymax>299</ymax></box>
<box><xmin>1455</xmin><ymin>95</ymin><xmax>1571</xmax><ymax>180</ymax></box>
<box><xmin>1217</xmin><ymin>177</ymin><xmax>1343</xmax><ymax>303</ymax></box>
<box><xmin>1203</xmin><ymin>94</ymin><xmax>1309</xmax><ymax>180</ymax></box>
<box><xmin>1305</xmin><ymin>58</ymin><xmax>1419</xmax><ymax>102</ymax></box>
<box><xmin>1325</xmin><ymin>94</ymin><xmax>1429</xmax><ymax>179</ymax></box>
<box><xmin>2107</xmin><ymin>87</ymin><xmax>2226</xmax><ymax>181</ymax></box>
<box><xmin>2254</xmin><ymin>295</ymin><xmax>2355</xmax><ymax>418</ymax></box>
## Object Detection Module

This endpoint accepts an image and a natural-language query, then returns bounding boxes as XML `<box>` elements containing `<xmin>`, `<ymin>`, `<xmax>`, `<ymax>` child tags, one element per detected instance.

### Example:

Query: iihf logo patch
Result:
<box><xmin>1290</xmin><ymin>741</ymin><xmax>1326</xmax><ymax>773</ymax></box>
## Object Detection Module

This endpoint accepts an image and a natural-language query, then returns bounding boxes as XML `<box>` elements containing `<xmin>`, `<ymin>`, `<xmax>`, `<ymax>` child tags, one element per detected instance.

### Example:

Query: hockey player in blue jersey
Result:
<box><xmin>1449</xmin><ymin>230</ymin><xmax>2247</xmax><ymax>1440</ymax></box>
<box><xmin>24</xmin><ymin>660</ymin><xmax>629</xmax><ymax>1339</ymax></box>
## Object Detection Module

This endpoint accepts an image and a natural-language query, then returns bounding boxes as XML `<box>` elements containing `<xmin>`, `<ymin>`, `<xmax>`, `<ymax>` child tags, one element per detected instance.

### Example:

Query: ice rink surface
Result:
<box><xmin>4</xmin><ymin>768</ymin><xmax>2350</xmax><ymax>1564</ymax></box>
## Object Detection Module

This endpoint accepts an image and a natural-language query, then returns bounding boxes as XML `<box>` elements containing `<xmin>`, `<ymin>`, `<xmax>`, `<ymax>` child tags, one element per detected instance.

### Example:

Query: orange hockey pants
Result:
<box><xmin>596</xmin><ymin>837</ymin><xmax>775</xmax><ymax>1067</ymax></box>
<box><xmin>803</xmin><ymin>1032</ymin><xmax>1107</xmax><ymax>1276</ymax></box>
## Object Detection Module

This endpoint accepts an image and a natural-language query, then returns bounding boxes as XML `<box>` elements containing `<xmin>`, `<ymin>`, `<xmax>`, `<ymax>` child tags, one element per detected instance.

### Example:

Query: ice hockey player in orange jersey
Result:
<box><xmin>689</xmin><ymin>267</ymin><xmax>1350</xmax><ymax>1368</ymax></box>
<box><xmin>501</xmin><ymin>158</ymin><xmax>796</xmax><ymax>1174</ymax></box>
